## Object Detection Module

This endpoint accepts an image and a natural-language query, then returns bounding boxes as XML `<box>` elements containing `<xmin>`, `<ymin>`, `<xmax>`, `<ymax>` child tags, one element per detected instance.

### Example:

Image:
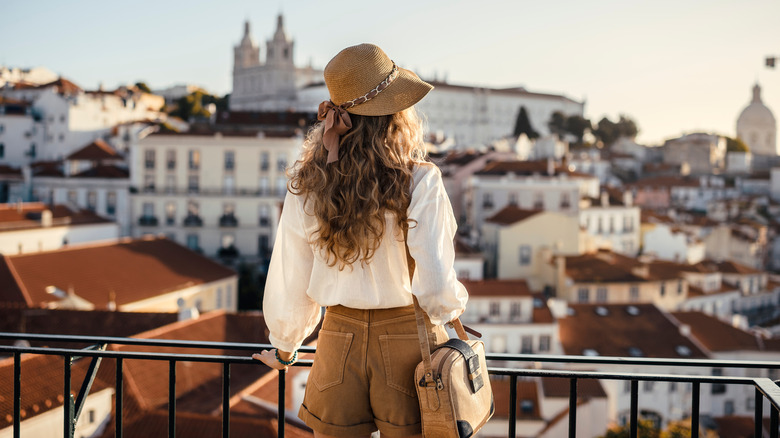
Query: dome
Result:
<box><xmin>738</xmin><ymin>83</ymin><xmax>776</xmax><ymax>127</ymax></box>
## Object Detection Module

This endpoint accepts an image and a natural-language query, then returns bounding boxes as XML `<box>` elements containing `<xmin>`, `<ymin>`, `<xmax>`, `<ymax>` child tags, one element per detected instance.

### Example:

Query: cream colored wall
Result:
<box><xmin>563</xmin><ymin>279</ymin><xmax>688</xmax><ymax>311</ymax></box>
<box><xmin>120</xmin><ymin>276</ymin><xmax>239</xmax><ymax>313</ymax></box>
<box><xmin>494</xmin><ymin>212</ymin><xmax>582</xmax><ymax>288</ymax></box>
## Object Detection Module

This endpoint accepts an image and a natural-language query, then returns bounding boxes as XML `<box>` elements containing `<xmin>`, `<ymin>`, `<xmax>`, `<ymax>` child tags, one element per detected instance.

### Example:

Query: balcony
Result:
<box><xmin>131</xmin><ymin>187</ymin><xmax>281</xmax><ymax>197</ymax></box>
<box><xmin>137</xmin><ymin>215</ymin><xmax>158</xmax><ymax>226</ymax></box>
<box><xmin>219</xmin><ymin>214</ymin><xmax>239</xmax><ymax>227</ymax></box>
<box><xmin>182</xmin><ymin>214</ymin><xmax>203</xmax><ymax>227</ymax></box>
<box><xmin>2</xmin><ymin>332</ymin><xmax>780</xmax><ymax>438</ymax></box>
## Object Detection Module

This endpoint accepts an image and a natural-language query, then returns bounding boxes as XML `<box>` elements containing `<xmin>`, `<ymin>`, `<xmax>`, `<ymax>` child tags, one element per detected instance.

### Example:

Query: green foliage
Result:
<box><xmin>135</xmin><ymin>82</ymin><xmax>152</xmax><ymax>93</ymax></box>
<box><xmin>599</xmin><ymin>419</ymin><xmax>659</xmax><ymax>438</ymax></box>
<box><xmin>548</xmin><ymin>111</ymin><xmax>568</xmax><ymax>137</ymax></box>
<box><xmin>513</xmin><ymin>106</ymin><xmax>539</xmax><ymax>139</ymax></box>
<box><xmin>726</xmin><ymin>136</ymin><xmax>750</xmax><ymax>153</ymax></box>
<box><xmin>167</xmin><ymin>91</ymin><xmax>229</xmax><ymax>121</ymax></box>
<box><xmin>593</xmin><ymin>115</ymin><xmax>639</xmax><ymax>147</ymax></box>
<box><xmin>565</xmin><ymin>115</ymin><xmax>592</xmax><ymax>145</ymax></box>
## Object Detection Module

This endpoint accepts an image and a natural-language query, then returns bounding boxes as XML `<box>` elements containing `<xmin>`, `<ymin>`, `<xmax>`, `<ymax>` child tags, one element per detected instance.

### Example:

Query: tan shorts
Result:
<box><xmin>298</xmin><ymin>304</ymin><xmax>448</xmax><ymax>437</ymax></box>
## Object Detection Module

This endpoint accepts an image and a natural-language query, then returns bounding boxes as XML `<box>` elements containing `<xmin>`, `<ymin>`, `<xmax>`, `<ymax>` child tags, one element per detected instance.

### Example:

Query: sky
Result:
<box><xmin>3</xmin><ymin>0</ymin><xmax>780</xmax><ymax>145</ymax></box>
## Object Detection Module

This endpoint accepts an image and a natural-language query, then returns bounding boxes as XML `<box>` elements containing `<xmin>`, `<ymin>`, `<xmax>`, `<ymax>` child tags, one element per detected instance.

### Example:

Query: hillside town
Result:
<box><xmin>2</xmin><ymin>12</ymin><xmax>780</xmax><ymax>438</ymax></box>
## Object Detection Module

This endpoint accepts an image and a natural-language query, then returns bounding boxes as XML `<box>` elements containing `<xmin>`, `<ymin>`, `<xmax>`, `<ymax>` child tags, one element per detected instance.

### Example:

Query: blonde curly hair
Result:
<box><xmin>288</xmin><ymin>107</ymin><xmax>427</xmax><ymax>269</ymax></box>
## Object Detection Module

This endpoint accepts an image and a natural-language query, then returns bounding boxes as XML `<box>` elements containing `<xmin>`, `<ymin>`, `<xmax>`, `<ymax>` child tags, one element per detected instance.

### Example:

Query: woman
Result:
<box><xmin>253</xmin><ymin>43</ymin><xmax>468</xmax><ymax>438</ymax></box>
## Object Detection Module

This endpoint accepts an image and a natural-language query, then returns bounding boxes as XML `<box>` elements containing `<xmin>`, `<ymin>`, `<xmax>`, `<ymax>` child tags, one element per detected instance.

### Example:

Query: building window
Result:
<box><xmin>724</xmin><ymin>400</ymin><xmax>735</xmax><ymax>415</ymax></box>
<box><xmin>260</xmin><ymin>151</ymin><xmax>270</xmax><ymax>171</ymax></box>
<box><xmin>216</xmin><ymin>287</ymin><xmax>223</xmax><ymax>308</ymax></box>
<box><xmin>226</xmin><ymin>284</ymin><xmax>233</xmax><ymax>309</ymax></box>
<box><xmin>624</xmin><ymin>381</ymin><xmax>631</xmax><ymax>394</ymax></box>
<box><xmin>258</xmin><ymin>234</ymin><xmax>270</xmax><ymax>259</ymax></box>
<box><xmin>510</xmin><ymin>302</ymin><xmax>522</xmax><ymax>320</ymax></box>
<box><xmin>259</xmin><ymin>204</ymin><xmax>270</xmax><ymax>226</ymax></box>
<box><xmin>596</xmin><ymin>287</ymin><xmax>607</xmax><ymax>303</ymax></box>
<box><xmin>277</xmin><ymin>153</ymin><xmax>287</xmax><ymax>171</ymax></box>
<box><xmin>144</xmin><ymin>174</ymin><xmax>155</xmax><ymax>191</ymax></box>
<box><xmin>188</xmin><ymin>150</ymin><xmax>200</xmax><ymax>170</ymax></box>
<box><xmin>482</xmin><ymin>193</ymin><xmax>493</xmax><ymax>209</ymax></box>
<box><xmin>144</xmin><ymin>149</ymin><xmax>155</xmax><ymax>169</ymax></box>
<box><xmin>259</xmin><ymin>177</ymin><xmax>269</xmax><ymax>195</ymax></box>
<box><xmin>489</xmin><ymin>302</ymin><xmax>501</xmax><ymax>317</ymax></box>
<box><xmin>597</xmin><ymin>217</ymin><xmax>603</xmax><ymax>234</ymax></box>
<box><xmin>225</xmin><ymin>151</ymin><xmax>235</xmax><ymax>171</ymax></box>
<box><xmin>538</xmin><ymin>335</ymin><xmax>551</xmax><ymax>352</ymax></box>
<box><xmin>224</xmin><ymin>175</ymin><xmax>235</xmax><ymax>195</ymax></box>
<box><xmin>0</xmin><ymin>143</ymin><xmax>4</xmax><ymax>159</ymax></box>
<box><xmin>624</xmin><ymin>215</ymin><xmax>634</xmax><ymax>232</ymax></box>
<box><xmin>560</xmin><ymin>193</ymin><xmax>571</xmax><ymax>209</ymax></box>
<box><xmin>186</xmin><ymin>234</ymin><xmax>199</xmax><ymax>250</ymax></box>
<box><xmin>142</xmin><ymin>202</ymin><xmax>154</xmax><ymax>217</ymax></box>
<box><xmin>521</xmin><ymin>336</ymin><xmax>533</xmax><ymax>354</ymax></box>
<box><xmin>643</xmin><ymin>381</ymin><xmax>654</xmax><ymax>392</ymax></box>
<box><xmin>165</xmin><ymin>202</ymin><xmax>176</xmax><ymax>225</ymax></box>
<box><xmin>630</xmin><ymin>285</ymin><xmax>639</xmax><ymax>302</ymax></box>
<box><xmin>58</xmin><ymin>133</ymin><xmax>64</xmax><ymax>142</ymax></box>
<box><xmin>677</xmin><ymin>280</ymin><xmax>683</xmax><ymax>295</ymax></box>
<box><xmin>166</xmin><ymin>174</ymin><xmax>176</xmax><ymax>192</ymax></box>
<box><xmin>660</xmin><ymin>283</ymin><xmax>666</xmax><ymax>297</ymax></box>
<box><xmin>609</xmin><ymin>216</ymin><xmax>615</xmax><ymax>233</ymax></box>
<box><xmin>276</xmin><ymin>177</ymin><xmax>287</xmax><ymax>197</ymax></box>
<box><xmin>106</xmin><ymin>192</ymin><xmax>116</xmax><ymax>215</ymax></box>
<box><xmin>188</xmin><ymin>175</ymin><xmax>199</xmax><ymax>193</ymax></box>
<box><xmin>669</xmin><ymin>382</ymin><xmax>677</xmax><ymax>393</ymax></box>
<box><xmin>508</xmin><ymin>193</ymin><xmax>518</xmax><ymax>206</ymax></box>
<box><xmin>67</xmin><ymin>190</ymin><xmax>78</xmax><ymax>204</ymax></box>
<box><xmin>166</xmin><ymin>150</ymin><xmax>176</xmax><ymax>170</ymax></box>
<box><xmin>519</xmin><ymin>245</ymin><xmax>531</xmax><ymax>266</ymax></box>
<box><xmin>577</xmin><ymin>288</ymin><xmax>589</xmax><ymax>303</ymax></box>
<box><xmin>712</xmin><ymin>368</ymin><xmax>726</xmax><ymax>394</ymax></box>
<box><xmin>86</xmin><ymin>191</ymin><xmax>97</xmax><ymax>211</ymax></box>
<box><xmin>533</xmin><ymin>193</ymin><xmax>543</xmax><ymax>209</ymax></box>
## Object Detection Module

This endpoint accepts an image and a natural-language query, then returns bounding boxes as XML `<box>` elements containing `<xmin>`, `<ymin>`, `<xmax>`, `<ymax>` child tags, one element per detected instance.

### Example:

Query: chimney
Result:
<box><xmin>600</xmin><ymin>191</ymin><xmax>609</xmax><ymax>207</ymax></box>
<box><xmin>623</xmin><ymin>191</ymin><xmax>633</xmax><ymax>207</ymax></box>
<box><xmin>107</xmin><ymin>291</ymin><xmax>117</xmax><ymax>311</ymax></box>
<box><xmin>546</xmin><ymin>158</ymin><xmax>554</xmax><ymax>176</ymax></box>
<box><xmin>41</xmin><ymin>209</ymin><xmax>52</xmax><ymax>227</ymax></box>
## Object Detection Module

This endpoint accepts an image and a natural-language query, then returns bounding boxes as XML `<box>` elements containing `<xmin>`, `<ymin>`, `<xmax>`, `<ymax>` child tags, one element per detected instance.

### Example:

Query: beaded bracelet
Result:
<box><xmin>275</xmin><ymin>349</ymin><xmax>298</xmax><ymax>366</ymax></box>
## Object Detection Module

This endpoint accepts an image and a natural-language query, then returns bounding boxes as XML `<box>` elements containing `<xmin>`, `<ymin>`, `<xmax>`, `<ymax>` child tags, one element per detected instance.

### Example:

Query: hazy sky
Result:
<box><xmin>3</xmin><ymin>0</ymin><xmax>779</xmax><ymax>145</ymax></box>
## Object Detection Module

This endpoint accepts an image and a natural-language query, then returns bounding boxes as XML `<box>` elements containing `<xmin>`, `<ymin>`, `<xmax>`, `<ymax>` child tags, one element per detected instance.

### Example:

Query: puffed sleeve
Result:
<box><xmin>406</xmin><ymin>166</ymin><xmax>468</xmax><ymax>325</ymax></box>
<box><xmin>263</xmin><ymin>192</ymin><xmax>321</xmax><ymax>352</ymax></box>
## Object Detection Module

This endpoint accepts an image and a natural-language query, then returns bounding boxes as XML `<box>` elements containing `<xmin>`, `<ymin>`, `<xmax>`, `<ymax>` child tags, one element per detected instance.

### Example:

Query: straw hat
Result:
<box><xmin>324</xmin><ymin>43</ymin><xmax>433</xmax><ymax>116</ymax></box>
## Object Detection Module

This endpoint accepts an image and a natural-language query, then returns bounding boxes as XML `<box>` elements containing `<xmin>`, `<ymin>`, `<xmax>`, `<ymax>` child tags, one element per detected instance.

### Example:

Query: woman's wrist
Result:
<box><xmin>275</xmin><ymin>349</ymin><xmax>298</xmax><ymax>366</ymax></box>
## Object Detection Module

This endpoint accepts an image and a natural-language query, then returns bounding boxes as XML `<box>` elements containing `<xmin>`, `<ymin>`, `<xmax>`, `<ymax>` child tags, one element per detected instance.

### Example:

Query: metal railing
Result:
<box><xmin>2</xmin><ymin>332</ymin><xmax>780</xmax><ymax>438</ymax></box>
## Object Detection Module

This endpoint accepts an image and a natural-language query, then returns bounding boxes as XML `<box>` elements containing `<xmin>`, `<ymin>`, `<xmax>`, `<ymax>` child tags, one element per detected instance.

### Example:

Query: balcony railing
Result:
<box><xmin>1</xmin><ymin>332</ymin><xmax>780</xmax><ymax>438</ymax></box>
<box><xmin>132</xmin><ymin>187</ymin><xmax>283</xmax><ymax>197</ymax></box>
<box><xmin>137</xmin><ymin>215</ymin><xmax>158</xmax><ymax>226</ymax></box>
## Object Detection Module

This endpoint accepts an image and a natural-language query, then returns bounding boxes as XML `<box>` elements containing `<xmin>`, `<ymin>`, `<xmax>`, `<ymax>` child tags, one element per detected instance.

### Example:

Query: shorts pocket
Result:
<box><xmin>311</xmin><ymin>330</ymin><xmax>353</xmax><ymax>391</ymax></box>
<box><xmin>379</xmin><ymin>334</ymin><xmax>422</xmax><ymax>398</ymax></box>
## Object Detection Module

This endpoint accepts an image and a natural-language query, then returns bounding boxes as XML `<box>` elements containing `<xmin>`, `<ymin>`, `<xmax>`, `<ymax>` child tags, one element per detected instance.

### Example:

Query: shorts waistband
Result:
<box><xmin>325</xmin><ymin>304</ymin><xmax>416</xmax><ymax>323</ymax></box>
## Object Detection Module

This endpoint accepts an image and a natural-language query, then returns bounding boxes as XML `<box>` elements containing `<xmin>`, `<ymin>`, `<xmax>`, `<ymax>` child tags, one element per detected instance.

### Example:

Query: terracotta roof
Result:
<box><xmin>441</xmin><ymin>150</ymin><xmax>484</xmax><ymax>166</ymax></box>
<box><xmin>1</xmin><ymin>237</ymin><xmax>236</xmax><ymax>309</ymax></box>
<box><xmin>0</xmin><ymin>203</ymin><xmax>110</xmax><ymax>232</ymax></box>
<box><xmin>39</xmin><ymin>77</ymin><xmax>83</xmax><ymax>95</ymax></box>
<box><xmin>712</xmin><ymin>415</ymin><xmax>766</xmax><ymax>438</ymax></box>
<box><xmin>0</xmin><ymin>308</ymin><xmax>178</xmax><ymax>348</ymax></box>
<box><xmin>559</xmin><ymin>303</ymin><xmax>707</xmax><ymax>358</ymax></box>
<box><xmin>0</xmin><ymin>165</ymin><xmax>22</xmax><ymax>178</ymax></box>
<box><xmin>671</xmin><ymin>311</ymin><xmax>770</xmax><ymax>352</ymax></box>
<box><xmin>66</xmin><ymin>139</ymin><xmax>121</xmax><ymax>161</ymax></box>
<box><xmin>485</xmin><ymin>205</ymin><xmax>542</xmax><ymax>226</ymax></box>
<box><xmin>540</xmin><ymin>376</ymin><xmax>607</xmax><ymax>398</ymax></box>
<box><xmin>563</xmin><ymin>252</ymin><xmax>647</xmax><ymax>283</ymax></box>
<box><xmin>71</xmin><ymin>164</ymin><xmax>129</xmax><ymax>178</ymax></box>
<box><xmin>531</xmin><ymin>294</ymin><xmax>555</xmax><ymax>323</ymax></box>
<box><xmin>715</xmin><ymin>260</ymin><xmax>763</xmax><ymax>275</ymax></box>
<box><xmin>460</xmin><ymin>279</ymin><xmax>532</xmax><ymax>297</ymax></box>
<box><xmin>491</xmin><ymin>378</ymin><xmax>541</xmax><ymax>419</ymax></box>
<box><xmin>30</xmin><ymin>161</ymin><xmax>64</xmax><ymax>177</ymax></box>
<box><xmin>475</xmin><ymin>160</ymin><xmax>592</xmax><ymax>178</ymax></box>
<box><xmin>0</xmin><ymin>353</ymin><xmax>113</xmax><ymax>430</ymax></box>
<box><xmin>629</xmin><ymin>176</ymin><xmax>699</xmax><ymax>188</ymax></box>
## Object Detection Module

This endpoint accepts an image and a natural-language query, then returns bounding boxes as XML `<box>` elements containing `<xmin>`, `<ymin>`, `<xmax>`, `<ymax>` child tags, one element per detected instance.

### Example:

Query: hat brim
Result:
<box><xmin>345</xmin><ymin>67</ymin><xmax>433</xmax><ymax>116</ymax></box>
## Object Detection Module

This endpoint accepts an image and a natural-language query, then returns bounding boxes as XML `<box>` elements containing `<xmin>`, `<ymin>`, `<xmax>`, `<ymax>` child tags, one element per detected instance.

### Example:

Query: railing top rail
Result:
<box><xmin>3</xmin><ymin>332</ymin><xmax>780</xmax><ymax>369</ymax></box>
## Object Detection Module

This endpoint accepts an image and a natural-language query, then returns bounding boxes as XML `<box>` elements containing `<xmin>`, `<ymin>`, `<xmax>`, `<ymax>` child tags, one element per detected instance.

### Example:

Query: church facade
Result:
<box><xmin>736</xmin><ymin>83</ymin><xmax>777</xmax><ymax>156</ymax></box>
<box><xmin>230</xmin><ymin>15</ymin><xmax>322</xmax><ymax>112</ymax></box>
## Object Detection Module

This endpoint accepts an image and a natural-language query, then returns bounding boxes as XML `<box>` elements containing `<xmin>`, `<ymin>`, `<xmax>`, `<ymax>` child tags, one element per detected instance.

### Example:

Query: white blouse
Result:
<box><xmin>263</xmin><ymin>163</ymin><xmax>468</xmax><ymax>352</ymax></box>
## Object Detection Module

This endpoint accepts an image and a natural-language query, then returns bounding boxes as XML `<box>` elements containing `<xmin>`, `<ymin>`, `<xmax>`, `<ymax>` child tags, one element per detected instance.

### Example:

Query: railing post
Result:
<box><xmin>756</xmin><ymin>387</ymin><xmax>763</xmax><ymax>438</ymax></box>
<box><xmin>692</xmin><ymin>382</ymin><xmax>700</xmax><ymax>438</ymax></box>
<box><xmin>116</xmin><ymin>358</ymin><xmax>123</xmax><ymax>438</ymax></box>
<box><xmin>569</xmin><ymin>378</ymin><xmax>577</xmax><ymax>438</ymax></box>
<box><xmin>629</xmin><ymin>380</ymin><xmax>638</xmax><ymax>438</ymax></box>
<box><xmin>169</xmin><ymin>360</ymin><xmax>176</xmax><ymax>438</ymax></box>
<box><xmin>64</xmin><ymin>354</ymin><xmax>74</xmax><ymax>438</ymax></box>
<box><xmin>508</xmin><ymin>375</ymin><xmax>517</xmax><ymax>438</ymax></box>
<box><xmin>278</xmin><ymin>369</ymin><xmax>286</xmax><ymax>438</ymax></box>
<box><xmin>222</xmin><ymin>362</ymin><xmax>230</xmax><ymax>438</ymax></box>
<box><xmin>772</xmin><ymin>405</ymin><xmax>779</xmax><ymax>438</ymax></box>
<box><xmin>13</xmin><ymin>352</ymin><xmax>21</xmax><ymax>438</ymax></box>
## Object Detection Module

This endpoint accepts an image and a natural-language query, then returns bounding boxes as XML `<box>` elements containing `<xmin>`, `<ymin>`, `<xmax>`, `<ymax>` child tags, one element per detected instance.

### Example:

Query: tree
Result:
<box><xmin>513</xmin><ymin>106</ymin><xmax>539</xmax><ymax>139</ymax></box>
<box><xmin>726</xmin><ymin>136</ymin><xmax>750</xmax><ymax>153</ymax></box>
<box><xmin>135</xmin><ymin>81</ymin><xmax>152</xmax><ymax>93</ymax></box>
<box><xmin>548</xmin><ymin>111</ymin><xmax>567</xmax><ymax>137</ymax></box>
<box><xmin>565</xmin><ymin>115</ymin><xmax>592</xmax><ymax>145</ymax></box>
<box><xmin>592</xmin><ymin>115</ymin><xmax>639</xmax><ymax>147</ymax></box>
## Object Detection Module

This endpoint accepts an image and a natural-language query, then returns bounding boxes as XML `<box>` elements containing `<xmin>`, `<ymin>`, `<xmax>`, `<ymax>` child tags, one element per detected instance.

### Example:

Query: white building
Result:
<box><xmin>662</xmin><ymin>133</ymin><xmax>727</xmax><ymax>175</ymax></box>
<box><xmin>579</xmin><ymin>189</ymin><xmax>641</xmax><ymax>256</ymax></box>
<box><xmin>642</xmin><ymin>222</ymin><xmax>705</xmax><ymax>264</ymax></box>
<box><xmin>230</xmin><ymin>16</ymin><xmax>323</xmax><ymax>112</ymax></box>
<box><xmin>466</xmin><ymin>159</ymin><xmax>599</xmax><ymax>235</ymax></box>
<box><xmin>736</xmin><ymin>83</ymin><xmax>777</xmax><ymax>156</ymax></box>
<box><xmin>131</xmin><ymin>132</ymin><xmax>301</xmax><ymax>260</ymax></box>
<box><xmin>0</xmin><ymin>66</ymin><xmax>58</xmax><ymax>87</ymax></box>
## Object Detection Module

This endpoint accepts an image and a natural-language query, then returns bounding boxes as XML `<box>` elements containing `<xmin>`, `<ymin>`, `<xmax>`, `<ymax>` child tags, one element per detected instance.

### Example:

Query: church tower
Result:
<box><xmin>265</xmin><ymin>14</ymin><xmax>295</xmax><ymax>68</ymax></box>
<box><xmin>233</xmin><ymin>20</ymin><xmax>260</xmax><ymax>70</ymax></box>
<box><xmin>737</xmin><ymin>83</ymin><xmax>777</xmax><ymax>155</ymax></box>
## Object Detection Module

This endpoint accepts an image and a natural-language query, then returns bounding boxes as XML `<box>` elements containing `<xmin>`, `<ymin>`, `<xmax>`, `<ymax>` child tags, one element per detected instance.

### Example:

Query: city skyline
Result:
<box><xmin>3</xmin><ymin>0</ymin><xmax>780</xmax><ymax>145</ymax></box>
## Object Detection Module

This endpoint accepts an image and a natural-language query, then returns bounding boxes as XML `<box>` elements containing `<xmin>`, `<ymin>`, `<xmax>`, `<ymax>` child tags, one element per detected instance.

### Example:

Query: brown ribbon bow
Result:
<box><xmin>317</xmin><ymin>100</ymin><xmax>353</xmax><ymax>164</ymax></box>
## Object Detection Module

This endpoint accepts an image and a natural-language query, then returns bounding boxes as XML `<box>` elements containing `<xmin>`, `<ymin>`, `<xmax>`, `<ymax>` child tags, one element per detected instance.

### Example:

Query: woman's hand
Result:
<box><xmin>252</xmin><ymin>349</ymin><xmax>290</xmax><ymax>371</ymax></box>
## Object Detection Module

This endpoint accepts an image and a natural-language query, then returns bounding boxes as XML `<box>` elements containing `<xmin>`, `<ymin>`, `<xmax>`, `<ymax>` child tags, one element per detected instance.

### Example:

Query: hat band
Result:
<box><xmin>340</xmin><ymin>62</ymin><xmax>399</xmax><ymax>110</ymax></box>
<box><xmin>317</xmin><ymin>62</ymin><xmax>399</xmax><ymax>164</ymax></box>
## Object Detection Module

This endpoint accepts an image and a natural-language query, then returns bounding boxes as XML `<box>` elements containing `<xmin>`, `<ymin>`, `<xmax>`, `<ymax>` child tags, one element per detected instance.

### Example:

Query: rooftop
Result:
<box><xmin>66</xmin><ymin>139</ymin><xmax>122</xmax><ymax>161</ymax></box>
<box><xmin>0</xmin><ymin>203</ymin><xmax>110</xmax><ymax>232</ymax></box>
<box><xmin>485</xmin><ymin>205</ymin><xmax>543</xmax><ymax>226</ymax></box>
<box><xmin>460</xmin><ymin>279</ymin><xmax>533</xmax><ymax>298</ymax></box>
